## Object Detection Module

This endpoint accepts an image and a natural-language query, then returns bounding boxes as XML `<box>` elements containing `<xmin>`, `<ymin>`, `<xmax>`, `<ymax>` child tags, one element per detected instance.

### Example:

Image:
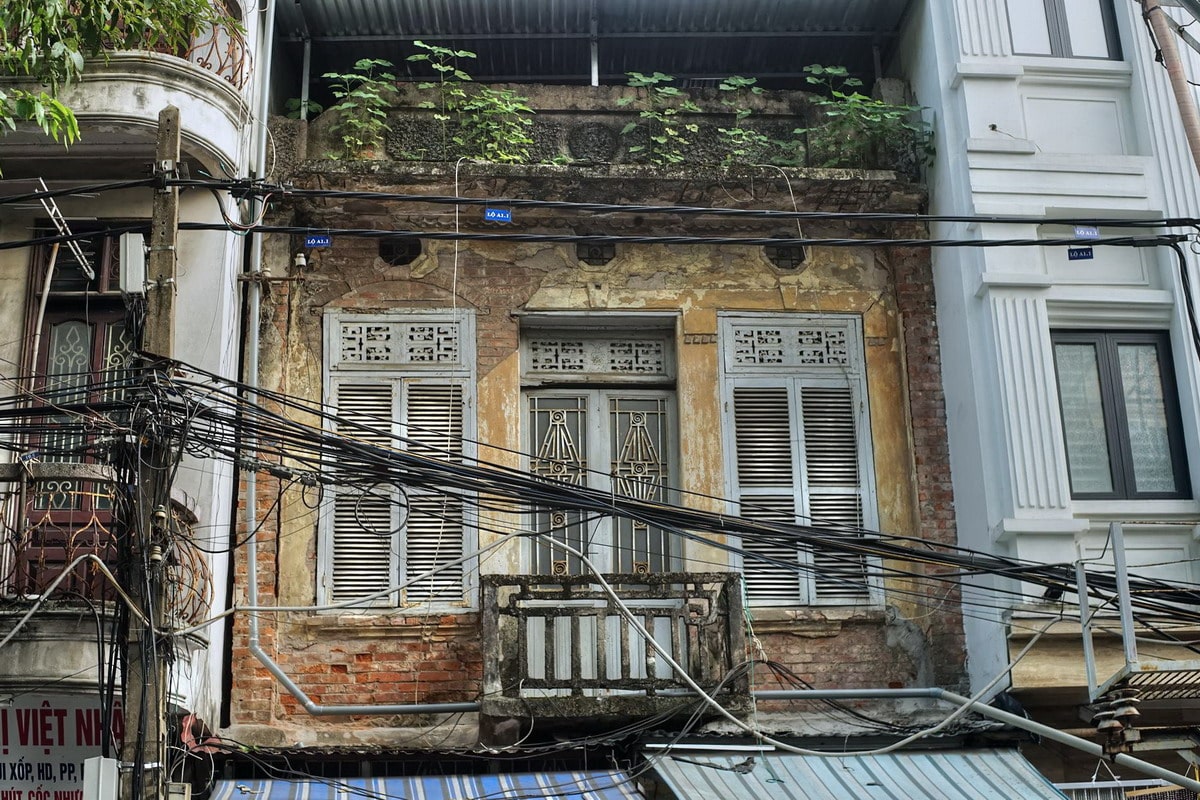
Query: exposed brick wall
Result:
<box><xmin>891</xmin><ymin>241</ymin><xmax>966</xmax><ymax>689</ymax></box>
<box><xmin>225</xmin><ymin>158</ymin><xmax>965</xmax><ymax>743</ymax></box>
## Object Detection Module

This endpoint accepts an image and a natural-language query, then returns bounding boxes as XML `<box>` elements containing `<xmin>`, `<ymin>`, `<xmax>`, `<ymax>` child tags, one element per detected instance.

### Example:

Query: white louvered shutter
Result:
<box><xmin>401</xmin><ymin>381</ymin><xmax>466</xmax><ymax>603</ymax></box>
<box><xmin>800</xmin><ymin>386</ymin><xmax>871</xmax><ymax>602</ymax></box>
<box><xmin>731</xmin><ymin>381</ymin><xmax>873</xmax><ymax>605</ymax></box>
<box><xmin>330</xmin><ymin>382</ymin><xmax>399</xmax><ymax>604</ymax></box>
<box><xmin>732</xmin><ymin>385</ymin><xmax>805</xmax><ymax>603</ymax></box>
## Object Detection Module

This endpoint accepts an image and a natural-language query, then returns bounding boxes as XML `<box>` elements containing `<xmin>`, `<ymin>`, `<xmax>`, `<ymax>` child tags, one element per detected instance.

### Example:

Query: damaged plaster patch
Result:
<box><xmin>885</xmin><ymin>605</ymin><xmax>932</xmax><ymax>687</ymax></box>
<box><xmin>514</xmin><ymin>245</ymin><xmax>569</xmax><ymax>272</ymax></box>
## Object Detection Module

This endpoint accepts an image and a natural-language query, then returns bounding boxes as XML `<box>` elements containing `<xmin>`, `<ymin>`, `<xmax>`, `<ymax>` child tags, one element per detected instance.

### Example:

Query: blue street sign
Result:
<box><xmin>484</xmin><ymin>208</ymin><xmax>512</xmax><ymax>223</ymax></box>
<box><xmin>305</xmin><ymin>234</ymin><xmax>332</xmax><ymax>248</ymax></box>
<box><xmin>1068</xmin><ymin>246</ymin><xmax>1094</xmax><ymax>261</ymax></box>
<box><xmin>1073</xmin><ymin>225</ymin><xmax>1100</xmax><ymax>240</ymax></box>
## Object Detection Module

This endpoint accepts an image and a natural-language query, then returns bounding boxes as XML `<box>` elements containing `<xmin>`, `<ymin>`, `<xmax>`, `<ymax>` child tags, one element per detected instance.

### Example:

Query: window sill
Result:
<box><xmin>298</xmin><ymin>610</ymin><xmax>479</xmax><ymax>639</ymax></box>
<box><xmin>1073</xmin><ymin>499</ymin><xmax>1200</xmax><ymax>526</ymax></box>
<box><xmin>747</xmin><ymin>605</ymin><xmax>885</xmax><ymax>635</ymax></box>
<box><xmin>953</xmin><ymin>57</ymin><xmax>1131</xmax><ymax>88</ymax></box>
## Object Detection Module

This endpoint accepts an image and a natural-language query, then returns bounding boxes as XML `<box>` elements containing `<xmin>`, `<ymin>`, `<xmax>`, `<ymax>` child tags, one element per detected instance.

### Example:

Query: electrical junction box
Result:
<box><xmin>82</xmin><ymin>756</ymin><xmax>117</xmax><ymax>800</ymax></box>
<box><xmin>119</xmin><ymin>232</ymin><xmax>146</xmax><ymax>294</ymax></box>
<box><xmin>168</xmin><ymin>782</ymin><xmax>192</xmax><ymax>800</ymax></box>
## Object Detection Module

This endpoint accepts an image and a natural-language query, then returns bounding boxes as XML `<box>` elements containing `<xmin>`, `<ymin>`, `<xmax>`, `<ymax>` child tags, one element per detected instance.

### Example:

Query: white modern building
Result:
<box><xmin>904</xmin><ymin>0</ymin><xmax>1200</xmax><ymax>779</ymax></box>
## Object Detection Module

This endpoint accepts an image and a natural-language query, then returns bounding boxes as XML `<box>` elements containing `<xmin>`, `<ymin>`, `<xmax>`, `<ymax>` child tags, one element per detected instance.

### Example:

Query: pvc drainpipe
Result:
<box><xmin>752</xmin><ymin>688</ymin><xmax>1200</xmax><ymax>793</ymax></box>
<box><xmin>238</xmin><ymin>0</ymin><xmax>477</xmax><ymax>717</ymax></box>
<box><xmin>299</xmin><ymin>38</ymin><xmax>311</xmax><ymax>121</ymax></box>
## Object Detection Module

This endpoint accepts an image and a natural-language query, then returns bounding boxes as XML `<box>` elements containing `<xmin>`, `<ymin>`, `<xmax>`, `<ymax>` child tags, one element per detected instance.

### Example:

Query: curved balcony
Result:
<box><xmin>0</xmin><ymin>17</ymin><xmax>253</xmax><ymax>180</ymax></box>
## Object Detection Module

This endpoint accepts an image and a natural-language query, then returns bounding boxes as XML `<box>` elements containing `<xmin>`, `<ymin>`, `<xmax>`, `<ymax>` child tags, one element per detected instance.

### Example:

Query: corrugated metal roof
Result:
<box><xmin>212</xmin><ymin>771</ymin><xmax>643</xmax><ymax>800</ymax></box>
<box><xmin>652</xmin><ymin>749</ymin><xmax>1070</xmax><ymax>800</ymax></box>
<box><xmin>275</xmin><ymin>0</ymin><xmax>912</xmax><ymax>91</ymax></box>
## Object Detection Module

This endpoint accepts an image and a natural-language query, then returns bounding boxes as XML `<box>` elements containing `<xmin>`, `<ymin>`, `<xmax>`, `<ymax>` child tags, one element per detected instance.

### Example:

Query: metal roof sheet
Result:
<box><xmin>276</xmin><ymin>0</ymin><xmax>912</xmax><ymax>91</ymax></box>
<box><xmin>212</xmin><ymin>772</ymin><xmax>642</xmax><ymax>800</ymax></box>
<box><xmin>652</xmin><ymin>748</ymin><xmax>1070</xmax><ymax>800</ymax></box>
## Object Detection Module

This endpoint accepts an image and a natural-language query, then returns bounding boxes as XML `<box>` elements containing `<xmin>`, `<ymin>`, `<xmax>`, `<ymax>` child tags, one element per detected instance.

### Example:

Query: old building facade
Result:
<box><xmin>225</xmin><ymin>86</ymin><xmax>965</xmax><ymax>749</ymax></box>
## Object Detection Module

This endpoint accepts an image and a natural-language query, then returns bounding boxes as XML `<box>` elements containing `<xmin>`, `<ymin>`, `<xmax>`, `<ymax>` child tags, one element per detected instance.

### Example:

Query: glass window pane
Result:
<box><xmin>1008</xmin><ymin>0</ymin><xmax>1054</xmax><ymax>54</ymax></box>
<box><xmin>47</xmin><ymin>235</ymin><xmax>101</xmax><ymax>293</ymax></box>
<box><xmin>529</xmin><ymin>394</ymin><xmax>589</xmax><ymax>575</ymax></box>
<box><xmin>46</xmin><ymin>320</ymin><xmax>93</xmax><ymax>401</ymax></box>
<box><xmin>1117</xmin><ymin>344</ymin><xmax>1176</xmax><ymax>493</ymax></box>
<box><xmin>1063</xmin><ymin>0</ymin><xmax>1113</xmax><ymax>57</ymax></box>
<box><xmin>609</xmin><ymin>395</ymin><xmax>673</xmax><ymax>573</ymax></box>
<box><xmin>1054</xmin><ymin>343</ymin><xmax>1114</xmax><ymax>493</ymax></box>
<box><xmin>102</xmin><ymin>321</ymin><xmax>136</xmax><ymax>401</ymax></box>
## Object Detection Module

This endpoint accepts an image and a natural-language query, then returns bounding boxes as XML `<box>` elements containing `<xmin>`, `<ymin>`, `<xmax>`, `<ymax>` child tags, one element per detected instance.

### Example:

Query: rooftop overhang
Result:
<box><xmin>275</xmin><ymin>0</ymin><xmax>914</xmax><ymax>95</ymax></box>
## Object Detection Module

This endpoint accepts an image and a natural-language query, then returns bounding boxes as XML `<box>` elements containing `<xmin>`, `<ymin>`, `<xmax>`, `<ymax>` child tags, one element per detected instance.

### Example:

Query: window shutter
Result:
<box><xmin>330</xmin><ymin>382</ymin><xmax>397</xmax><ymax>604</ymax></box>
<box><xmin>402</xmin><ymin>382</ymin><xmax>465</xmax><ymax>603</ymax></box>
<box><xmin>330</xmin><ymin>489</ymin><xmax>395</xmax><ymax>603</ymax></box>
<box><xmin>800</xmin><ymin>386</ymin><xmax>871</xmax><ymax>601</ymax></box>
<box><xmin>731</xmin><ymin>383</ymin><xmax>873</xmax><ymax>605</ymax></box>
<box><xmin>732</xmin><ymin>386</ymin><xmax>805</xmax><ymax>603</ymax></box>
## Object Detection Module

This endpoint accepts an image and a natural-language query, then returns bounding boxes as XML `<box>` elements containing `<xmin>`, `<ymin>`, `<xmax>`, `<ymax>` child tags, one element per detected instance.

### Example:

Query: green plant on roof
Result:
<box><xmin>796</xmin><ymin>64</ymin><xmax>933</xmax><ymax>170</ymax></box>
<box><xmin>616</xmin><ymin>72</ymin><xmax>701</xmax><ymax>167</ymax></box>
<box><xmin>715</xmin><ymin>75</ymin><xmax>781</xmax><ymax>168</ymax></box>
<box><xmin>322</xmin><ymin>58</ymin><xmax>396</xmax><ymax>158</ymax></box>
<box><xmin>408</xmin><ymin>40</ymin><xmax>534</xmax><ymax>163</ymax></box>
<box><xmin>285</xmin><ymin>97</ymin><xmax>324</xmax><ymax>120</ymax></box>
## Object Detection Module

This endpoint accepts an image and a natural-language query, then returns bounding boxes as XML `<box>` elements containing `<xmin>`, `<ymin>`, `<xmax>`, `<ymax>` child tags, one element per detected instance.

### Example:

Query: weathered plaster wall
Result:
<box><xmin>227</xmin><ymin>120</ymin><xmax>962</xmax><ymax>744</ymax></box>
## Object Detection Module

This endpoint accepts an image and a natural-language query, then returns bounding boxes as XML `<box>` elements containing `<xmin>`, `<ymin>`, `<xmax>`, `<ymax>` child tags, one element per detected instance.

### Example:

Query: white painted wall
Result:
<box><xmin>0</xmin><ymin>4</ymin><xmax>260</xmax><ymax>726</ymax></box>
<box><xmin>902</xmin><ymin>0</ymin><xmax>1200</xmax><ymax>692</ymax></box>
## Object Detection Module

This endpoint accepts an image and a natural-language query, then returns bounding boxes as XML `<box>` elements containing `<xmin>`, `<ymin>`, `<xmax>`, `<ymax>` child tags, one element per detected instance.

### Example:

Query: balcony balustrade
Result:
<box><xmin>482</xmin><ymin>572</ymin><xmax>750</xmax><ymax>721</ymax></box>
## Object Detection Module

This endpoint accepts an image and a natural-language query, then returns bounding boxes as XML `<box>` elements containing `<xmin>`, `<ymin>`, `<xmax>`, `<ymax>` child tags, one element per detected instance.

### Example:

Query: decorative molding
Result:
<box><xmin>966</xmin><ymin>137</ymin><xmax>1038</xmax><ymax>154</ymax></box>
<box><xmin>992</xmin><ymin>517</ymin><xmax>1089</xmax><ymax>542</ymax></box>
<box><xmin>953</xmin><ymin>62</ymin><xmax>1023</xmax><ymax>85</ymax></box>
<box><xmin>955</xmin><ymin>1</ymin><xmax>1012</xmax><ymax>59</ymax></box>
<box><xmin>327</xmin><ymin>311</ymin><xmax>474</xmax><ymax>372</ymax></box>
<box><xmin>990</xmin><ymin>294</ymin><xmax>1073</xmax><ymax>513</ymax></box>
<box><xmin>975</xmin><ymin>272</ymin><xmax>1054</xmax><ymax>297</ymax></box>
<box><xmin>1045</xmin><ymin>293</ymin><xmax>1173</xmax><ymax>327</ymax></box>
<box><xmin>0</xmin><ymin>462</ymin><xmax>116</xmax><ymax>483</ymax></box>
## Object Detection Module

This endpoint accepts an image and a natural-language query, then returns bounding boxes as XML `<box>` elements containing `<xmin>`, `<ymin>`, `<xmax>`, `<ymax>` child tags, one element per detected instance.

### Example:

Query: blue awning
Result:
<box><xmin>650</xmin><ymin>748</ymin><xmax>1068</xmax><ymax>799</ymax></box>
<box><xmin>212</xmin><ymin>772</ymin><xmax>642</xmax><ymax>800</ymax></box>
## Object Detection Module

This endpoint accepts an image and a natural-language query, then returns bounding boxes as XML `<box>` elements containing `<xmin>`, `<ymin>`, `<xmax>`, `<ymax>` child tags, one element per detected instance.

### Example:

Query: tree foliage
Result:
<box><xmin>0</xmin><ymin>0</ymin><xmax>227</xmax><ymax>147</ymax></box>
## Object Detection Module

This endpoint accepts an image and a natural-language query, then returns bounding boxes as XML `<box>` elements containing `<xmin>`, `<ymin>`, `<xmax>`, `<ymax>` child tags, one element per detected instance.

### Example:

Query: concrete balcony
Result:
<box><xmin>481</xmin><ymin>572</ymin><xmax>750</xmax><ymax>727</ymax></box>
<box><xmin>0</xmin><ymin>19</ymin><xmax>252</xmax><ymax>180</ymax></box>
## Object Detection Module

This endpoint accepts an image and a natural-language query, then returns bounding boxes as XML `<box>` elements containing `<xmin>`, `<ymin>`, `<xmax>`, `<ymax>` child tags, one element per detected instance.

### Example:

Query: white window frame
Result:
<box><xmin>719</xmin><ymin>312</ymin><xmax>882</xmax><ymax>606</ymax></box>
<box><xmin>318</xmin><ymin>309</ymin><xmax>476</xmax><ymax>611</ymax></box>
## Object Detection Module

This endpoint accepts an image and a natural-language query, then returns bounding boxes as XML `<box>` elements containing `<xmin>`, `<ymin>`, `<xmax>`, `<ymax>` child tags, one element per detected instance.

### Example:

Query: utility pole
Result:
<box><xmin>143</xmin><ymin>106</ymin><xmax>180</xmax><ymax>359</ymax></box>
<box><xmin>1143</xmin><ymin>0</ymin><xmax>1200</xmax><ymax>178</ymax></box>
<box><xmin>119</xmin><ymin>106</ymin><xmax>180</xmax><ymax>800</ymax></box>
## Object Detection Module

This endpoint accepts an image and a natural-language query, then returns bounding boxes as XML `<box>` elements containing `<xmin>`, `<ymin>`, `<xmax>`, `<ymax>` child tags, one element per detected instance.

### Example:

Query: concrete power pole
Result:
<box><xmin>1143</xmin><ymin>0</ymin><xmax>1200</xmax><ymax>178</ymax></box>
<box><xmin>118</xmin><ymin>106</ymin><xmax>180</xmax><ymax>800</ymax></box>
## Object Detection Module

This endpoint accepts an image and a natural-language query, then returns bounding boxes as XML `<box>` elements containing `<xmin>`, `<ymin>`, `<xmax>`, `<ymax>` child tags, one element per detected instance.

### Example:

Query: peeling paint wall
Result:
<box><xmin>227</xmin><ymin>110</ymin><xmax>963</xmax><ymax>745</ymax></box>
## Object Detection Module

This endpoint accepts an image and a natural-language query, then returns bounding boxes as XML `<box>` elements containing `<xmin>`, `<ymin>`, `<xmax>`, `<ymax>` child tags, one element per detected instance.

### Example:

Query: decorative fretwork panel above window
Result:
<box><xmin>524</xmin><ymin>332</ymin><xmax>673</xmax><ymax>382</ymax></box>
<box><xmin>726</xmin><ymin>323</ymin><xmax>851</xmax><ymax>371</ymax></box>
<box><xmin>336</xmin><ymin>319</ymin><xmax>463</xmax><ymax>368</ymax></box>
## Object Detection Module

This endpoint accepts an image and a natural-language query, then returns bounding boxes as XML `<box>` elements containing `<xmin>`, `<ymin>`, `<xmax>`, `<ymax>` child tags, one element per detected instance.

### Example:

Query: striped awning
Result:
<box><xmin>211</xmin><ymin>772</ymin><xmax>642</xmax><ymax>800</ymax></box>
<box><xmin>651</xmin><ymin>748</ymin><xmax>1068</xmax><ymax>799</ymax></box>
